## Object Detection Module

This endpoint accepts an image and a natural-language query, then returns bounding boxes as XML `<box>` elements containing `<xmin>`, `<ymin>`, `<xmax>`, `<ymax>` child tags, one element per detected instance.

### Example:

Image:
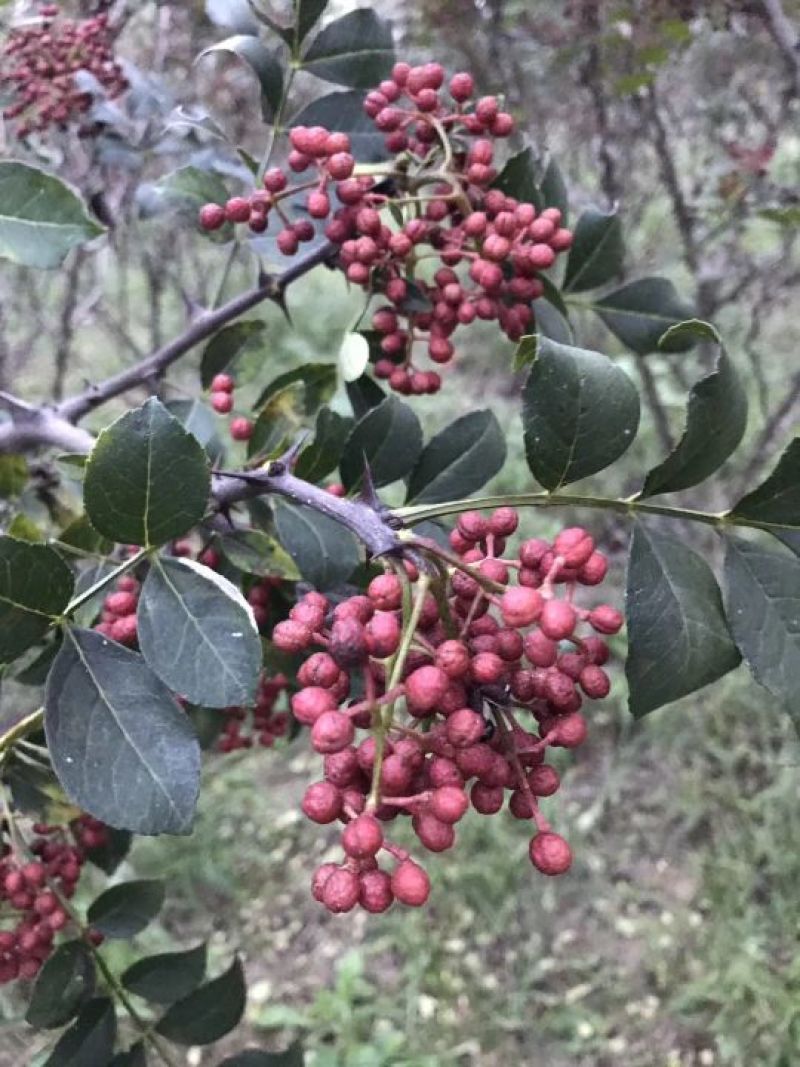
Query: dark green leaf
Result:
<box><xmin>625</xmin><ymin>524</ymin><xmax>741</xmax><ymax>717</ymax></box>
<box><xmin>538</xmin><ymin>156</ymin><xmax>569</xmax><ymax>222</ymax></box>
<box><xmin>45</xmin><ymin>628</ymin><xmax>201</xmax><ymax>835</ymax></box>
<box><xmin>201</xmin><ymin>321</ymin><xmax>266</xmax><ymax>388</ymax></box>
<box><xmin>165</xmin><ymin>398</ymin><xmax>223</xmax><ymax>459</ymax></box>
<box><xmin>0</xmin><ymin>162</ymin><xmax>104</xmax><ymax>269</ymax></box>
<box><xmin>296</xmin><ymin>0</ymin><xmax>329</xmax><ymax>43</ymax></box>
<box><xmin>43</xmin><ymin>997</ymin><xmax>116</xmax><ymax>1067</ymax></box>
<box><xmin>340</xmin><ymin>396</ymin><xmax>423</xmax><ymax>491</ymax></box>
<box><xmin>137</xmin><ymin>558</ymin><xmax>261</xmax><ymax>707</ymax></box>
<box><xmin>70</xmin><ymin>561</ymin><xmax>114</xmax><ymax>630</ymax></box>
<box><xmin>728</xmin><ymin>438</ymin><xmax>799</xmax><ymax>528</ymax></box>
<box><xmin>84</xmin><ymin>827</ymin><xmax>132</xmax><ymax>876</ymax></box>
<box><xmin>724</xmin><ymin>536</ymin><xmax>800</xmax><ymax>722</ymax></box>
<box><xmin>4</xmin><ymin>753</ymin><xmax>66</xmax><ymax>823</ymax></box>
<box><xmin>0</xmin><ymin>537</ymin><xmax>74</xmax><ymax>664</ymax></box>
<box><xmin>156</xmin><ymin>958</ymin><xmax>246</xmax><ymax>1046</ymax></box>
<box><xmin>776</xmin><ymin>530</ymin><xmax>800</xmax><ymax>556</ymax></box>
<box><xmin>302</xmin><ymin>9</ymin><xmax>394</xmax><ymax>88</ymax></box>
<box><xmin>87</xmin><ymin>880</ymin><xmax>164</xmax><ymax>939</ymax></box>
<box><xmin>248</xmin><ymin>382</ymin><xmax>306</xmax><ymax>460</ymax></box>
<box><xmin>563</xmin><ymin>207</ymin><xmax>623</xmax><ymax>292</ymax></box>
<box><xmin>295</xmin><ymin>407</ymin><xmax>353</xmax><ymax>483</ymax></box>
<box><xmin>15</xmin><ymin>638</ymin><xmax>61</xmax><ymax>686</ymax></box>
<box><xmin>151</xmin><ymin>167</ymin><xmax>231</xmax><ymax>239</ymax></box>
<box><xmin>273</xmin><ymin>499</ymin><xmax>359</xmax><ymax>590</ymax></box>
<box><xmin>254</xmin><ymin>363</ymin><xmax>337</xmax><ymax>415</ymax></box>
<box><xmin>221</xmin><ymin>1044</ymin><xmax>304</xmax><ymax>1067</ymax></box>
<box><xmin>593</xmin><ymin>277</ymin><xmax>697</xmax><ymax>355</ymax></box>
<box><xmin>219</xmin><ymin>529</ymin><xmax>300</xmax><ymax>579</ymax></box>
<box><xmin>187</xmin><ymin>704</ymin><xmax>226</xmax><ymax>750</ymax></box>
<box><xmin>530</xmin><ymin>297</ymin><xmax>573</xmax><ymax>347</ymax></box>
<box><xmin>200</xmin><ymin>36</ymin><xmax>284</xmax><ymax>121</ymax></box>
<box><xmin>57</xmin><ymin>515</ymin><xmax>112</xmax><ymax>556</ymax></box>
<box><xmin>399</xmin><ymin>278</ymin><xmax>434</xmax><ymax>313</ymax></box>
<box><xmin>27</xmin><ymin>942</ymin><xmax>96</xmax><ymax>1030</ymax></box>
<box><xmin>84</xmin><ymin>399</ymin><xmax>210</xmax><ymax>548</ymax></box>
<box><xmin>346</xmin><ymin>375</ymin><xmax>385</xmax><ymax>420</ymax></box>
<box><xmin>0</xmin><ymin>454</ymin><xmax>28</xmax><ymax>497</ymax></box>
<box><xmin>522</xmin><ymin>336</ymin><xmax>640</xmax><ymax>489</ymax></box>
<box><xmin>639</xmin><ymin>321</ymin><xmax>747</xmax><ymax>497</ymax></box>
<box><xmin>406</xmin><ymin>411</ymin><xmax>506</xmax><ymax>504</ymax></box>
<box><xmin>290</xmin><ymin>90</ymin><xmax>388</xmax><ymax>161</ymax></box>
<box><xmin>108</xmin><ymin>1044</ymin><xmax>147</xmax><ymax>1067</ymax></box>
<box><xmin>491</xmin><ymin>147</ymin><xmax>541</xmax><ymax>209</ymax></box>
<box><xmin>122</xmin><ymin>944</ymin><xmax>207</xmax><ymax>1005</ymax></box>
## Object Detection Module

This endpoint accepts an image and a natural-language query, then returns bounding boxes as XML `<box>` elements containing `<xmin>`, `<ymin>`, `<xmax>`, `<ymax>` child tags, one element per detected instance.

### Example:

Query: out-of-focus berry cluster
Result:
<box><xmin>1</xmin><ymin>5</ymin><xmax>127</xmax><ymax>138</ymax></box>
<box><xmin>0</xmin><ymin>815</ymin><xmax>108</xmax><ymax>983</ymax></box>
<box><xmin>218</xmin><ymin>672</ymin><xmax>290</xmax><ymax>752</ymax></box>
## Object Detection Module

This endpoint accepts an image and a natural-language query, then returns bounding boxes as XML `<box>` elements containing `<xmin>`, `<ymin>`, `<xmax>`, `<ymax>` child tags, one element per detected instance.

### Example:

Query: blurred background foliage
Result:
<box><xmin>1</xmin><ymin>1</ymin><xmax>799</xmax><ymax>1064</ymax></box>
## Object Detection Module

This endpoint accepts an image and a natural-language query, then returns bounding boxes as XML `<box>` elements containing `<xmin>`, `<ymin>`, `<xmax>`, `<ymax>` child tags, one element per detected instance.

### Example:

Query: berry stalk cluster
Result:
<box><xmin>199</xmin><ymin>63</ymin><xmax>573</xmax><ymax>395</ymax></box>
<box><xmin>271</xmin><ymin>508</ymin><xmax>622</xmax><ymax>914</ymax></box>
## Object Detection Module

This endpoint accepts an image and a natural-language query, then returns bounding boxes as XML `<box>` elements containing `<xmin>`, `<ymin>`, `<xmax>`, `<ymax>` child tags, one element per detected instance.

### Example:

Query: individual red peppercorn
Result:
<box><xmin>211</xmin><ymin>391</ymin><xmax>234</xmax><ymax>414</ymax></box>
<box><xmin>446</xmin><ymin>708</ymin><xmax>485</xmax><ymax>749</ymax></box>
<box><xmin>199</xmin><ymin>203</ymin><xmax>225</xmax><ymax>231</ymax></box>
<box><xmin>224</xmin><ymin>197</ymin><xmax>251</xmax><ymax>223</ymax></box>
<box><xmin>301</xmin><ymin>781</ymin><xmax>342</xmax><ymax>824</ymax></box>
<box><xmin>292</xmin><ymin>687</ymin><xmax>336</xmax><ymax>726</ymax></box>
<box><xmin>210</xmin><ymin>373</ymin><xmax>234</xmax><ymax>393</ymax></box>
<box><xmin>311</xmin><ymin>711</ymin><xmax>355</xmax><ymax>754</ymax></box>
<box><xmin>589</xmin><ymin>605</ymin><xmax>624</xmax><ymax>634</ymax></box>
<box><xmin>341</xmin><ymin>813</ymin><xmax>383</xmax><ymax>859</ymax></box>
<box><xmin>529</xmin><ymin>832</ymin><xmax>572</xmax><ymax>875</ymax></box>
<box><xmin>405</xmin><ymin>665</ymin><xmax>448</xmax><ymax>715</ymax></box>
<box><xmin>528</xmin><ymin>764</ymin><xmax>560</xmax><ymax>797</ymax></box>
<box><xmin>322</xmin><ymin>868</ymin><xmax>360</xmax><ymax>913</ymax></box>
<box><xmin>430</xmin><ymin>786</ymin><xmax>469</xmax><ymax>825</ymax></box>
<box><xmin>359</xmin><ymin>869</ymin><xmax>394</xmax><ymax>913</ymax></box>
<box><xmin>229</xmin><ymin>417</ymin><xmax>253</xmax><ymax>442</ymax></box>
<box><xmin>539</xmin><ymin>599</ymin><xmax>577</xmax><ymax>640</ymax></box>
<box><xmin>391</xmin><ymin>860</ymin><xmax>430</xmax><ymax>907</ymax></box>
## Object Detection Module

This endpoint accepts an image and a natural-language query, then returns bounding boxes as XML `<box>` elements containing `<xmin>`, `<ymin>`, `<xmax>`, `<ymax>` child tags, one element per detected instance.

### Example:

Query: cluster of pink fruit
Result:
<box><xmin>269</xmin><ymin>508</ymin><xmax>621</xmax><ymax>913</ymax></box>
<box><xmin>1</xmin><ymin>5</ymin><xmax>127</xmax><ymax>138</ymax></box>
<box><xmin>199</xmin><ymin>63</ymin><xmax>572</xmax><ymax>394</ymax></box>
<box><xmin>0</xmin><ymin>816</ymin><xmax>108</xmax><ymax>983</ymax></box>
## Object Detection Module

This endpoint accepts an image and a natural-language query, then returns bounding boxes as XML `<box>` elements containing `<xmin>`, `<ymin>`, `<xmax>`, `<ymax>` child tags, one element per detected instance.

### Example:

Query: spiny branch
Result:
<box><xmin>56</xmin><ymin>238</ymin><xmax>340</xmax><ymax>424</ymax></box>
<box><xmin>212</xmin><ymin>463</ymin><xmax>405</xmax><ymax>559</ymax></box>
<box><xmin>0</xmin><ymin>237</ymin><xmax>341</xmax><ymax>454</ymax></box>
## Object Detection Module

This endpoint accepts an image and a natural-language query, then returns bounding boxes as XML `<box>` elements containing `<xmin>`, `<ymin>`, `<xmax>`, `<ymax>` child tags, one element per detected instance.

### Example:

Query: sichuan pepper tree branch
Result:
<box><xmin>212</xmin><ymin>464</ymin><xmax>405</xmax><ymax>559</ymax></box>
<box><xmin>56</xmin><ymin>238</ymin><xmax>341</xmax><ymax>423</ymax></box>
<box><xmin>0</xmin><ymin>237</ymin><xmax>342</xmax><ymax>454</ymax></box>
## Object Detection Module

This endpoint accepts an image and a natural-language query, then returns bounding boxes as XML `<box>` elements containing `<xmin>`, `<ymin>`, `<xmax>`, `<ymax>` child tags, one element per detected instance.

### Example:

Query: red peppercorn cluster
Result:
<box><xmin>218</xmin><ymin>672</ymin><xmax>290</xmax><ymax>752</ymax></box>
<box><xmin>1</xmin><ymin>6</ymin><xmax>127</xmax><ymax>139</ymax></box>
<box><xmin>94</xmin><ymin>573</ymin><xmax>139</xmax><ymax>647</ymax></box>
<box><xmin>270</xmin><ymin>509</ymin><xmax>622</xmax><ymax>913</ymax></box>
<box><xmin>0</xmin><ymin>815</ymin><xmax>108</xmax><ymax>983</ymax></box>
<box><xmin>209</xmin><ymin>373</ymin><xmax>254</xmax><ymax>443</ymax></box>
<box><xmin>198</xmin><ymin>63</ymin><xmax>573</xmax><ymax>395</ymax></box>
